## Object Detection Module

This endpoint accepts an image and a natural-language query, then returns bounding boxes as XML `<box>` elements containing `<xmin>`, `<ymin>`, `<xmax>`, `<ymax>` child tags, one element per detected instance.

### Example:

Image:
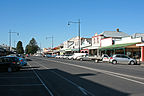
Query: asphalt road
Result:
<box><xmin>1</xmin><ymin>56</ymin><xmax>144</xmax><ymax>96</ymax></box>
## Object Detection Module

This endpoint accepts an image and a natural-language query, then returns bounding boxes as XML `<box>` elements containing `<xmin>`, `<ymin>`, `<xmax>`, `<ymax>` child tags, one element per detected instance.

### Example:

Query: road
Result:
<box><xmin>1</xmin><ymin>56</ymin><xmax>144</xmax><ymax>96</ymax></box>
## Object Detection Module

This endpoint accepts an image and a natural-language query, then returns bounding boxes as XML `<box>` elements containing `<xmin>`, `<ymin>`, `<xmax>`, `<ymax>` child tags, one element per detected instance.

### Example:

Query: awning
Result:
<box><xmin>86</xmin><ymin>46</ymin><xmax>99</xmax><ymax>50</ymax></box>
<box><xmin>65</xmin><ymin>49</ymin><xmax>72</xmax><ymax>52</ymax></box>
<box><xmin>71</xmin><ymin>49</ymin><xmax>79</xmax><ymax>51</ymax></box>
<box><xmin>136</xmin><ymin>43</ymin><xmax>144</xmax><ymax>46</ymax></box>
<box><xmin>99</xmin><ymin>42</ymin><xmax>139</xmax><ymax>50</ymax></box>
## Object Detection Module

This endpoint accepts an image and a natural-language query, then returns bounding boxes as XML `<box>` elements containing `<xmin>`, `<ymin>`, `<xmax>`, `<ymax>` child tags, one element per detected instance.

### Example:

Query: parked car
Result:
<box><xmin>77</xmin><ymin>55</ymin><xmax>91</xmax><ymax>61</ymax></box>
<box><xmin>68</xmin><ymin>55</ymin><xmax>74</xmax><ymax>60</ymax></box>
<box><xmin>45</xmin><ymin>54</ymin><xmax>53</xmax><ymax>58</ymax></box>
<box><xmin>55</xmin><ymin>55</ymin><xmax>61</xmax><ymax>58</ymax></box>
<box><xmin>88</xmin><ymin>54</ymin><xmax>110</xmax><ymax>63</ymax></box>
<box><xmin>0</xmin><ymin>56</ymin><xmax>21</xmax><ymax>72</ymax></box>
<box><xmin>109</xmin><ymin>54</ymin><xmax>137</xmax><ymax>65</ymax></box>
<box><xmin>73</xmin><ymin>53</ymin><xmax>87</xmax><ymax>60</ymax></box>
<box><xmin>63</xmin><ymin>55</ymin><xmax>72</xmax><ymax>59</ymax></box>
<box><xmin>102</xmin><ymin>54</ymin><xmax>110</xmax><ymax>62</ymax></box>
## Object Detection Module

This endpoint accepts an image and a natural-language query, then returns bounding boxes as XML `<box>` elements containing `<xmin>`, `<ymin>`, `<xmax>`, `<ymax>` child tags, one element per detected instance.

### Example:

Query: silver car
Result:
<box><xmin>109</xmin><ymin>54</ymin><xmax>137</xmax><ymax>65</ymax></box>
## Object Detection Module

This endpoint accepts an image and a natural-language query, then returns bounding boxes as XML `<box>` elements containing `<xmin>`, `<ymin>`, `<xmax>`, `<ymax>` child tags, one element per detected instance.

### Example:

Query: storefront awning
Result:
<box><xmin>99</xmin><ymin>42</ymin><xmax>139</xmax><ymax>50</ymax></box>
<box><xmin>71</xmin><ymin>49</ymin><xmax>79</xmax><ymax>51</ymax></box>
<box><xmin>86</xmin><ymin>46</ymin><xmax>99</xmax><ymax>50</ymax></box>
<box><xmin>136</xmin><ymin>43</ymin><xmax>144</xmax><ymax>46</ymax></box>
<box><xmin>65</xmin><ymin>49</ymin><xmax>72</xmax><ymax>52</ymax></box>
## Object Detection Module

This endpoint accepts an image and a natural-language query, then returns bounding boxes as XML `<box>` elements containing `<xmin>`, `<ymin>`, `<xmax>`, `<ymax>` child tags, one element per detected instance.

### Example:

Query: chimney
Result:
<box><xmin>116</xmin><ymin>28</ymin><xmax>119</xmax><ymax>32</ymax></box>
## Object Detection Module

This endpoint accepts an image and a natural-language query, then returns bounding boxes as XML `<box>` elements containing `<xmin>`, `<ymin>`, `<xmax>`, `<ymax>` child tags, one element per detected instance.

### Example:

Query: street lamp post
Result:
<box><xmin>68</xmin><ymin>19</ymin><xmax>81</xmax><ymax>53</ymax></box>
<box><xmin>9</xmin><ymin>30</ymin><xmax>19</xmax><ymax>51</ymax></box>
<box><xmin>46</xmin><ymin>36</ymin><xmax>54</xmax><ymax>49</ymax></box>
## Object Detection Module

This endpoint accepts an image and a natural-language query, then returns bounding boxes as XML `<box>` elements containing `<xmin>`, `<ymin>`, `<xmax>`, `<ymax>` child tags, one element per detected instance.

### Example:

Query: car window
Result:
<box><xmin>115</xmin><ymin>55</ymin><xmax>121</xmax><ymax>57</ymax></box>
<box><xmin>4</xmin><ymin>58</ymin><xmax>10</xmax><ymax>62</ymax></box>
<box><xmin>0</xmin><ymin>58</ymin><xmax>2</xmax><ymax>63</ymax></box>
<box><xmin>121</xmin><ymin>55</ymin><xmax>128</xmax><ymax>58</ymax></box>
<box><xmin>103</xmin><ymin>54</ymin><xmax>108</xmax><ymax>57</ymax></box>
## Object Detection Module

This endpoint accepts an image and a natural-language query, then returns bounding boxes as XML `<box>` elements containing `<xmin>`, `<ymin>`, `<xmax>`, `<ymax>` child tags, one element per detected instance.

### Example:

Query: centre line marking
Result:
<box><xmin>33</xmin><ymin>61</ymin><xmax>95</xmax><ymax>96</ymax></box>
<box><xmin>28</xmin><ymin>62</ymin><xmax>54</xmax><ymax>96</ymax></box>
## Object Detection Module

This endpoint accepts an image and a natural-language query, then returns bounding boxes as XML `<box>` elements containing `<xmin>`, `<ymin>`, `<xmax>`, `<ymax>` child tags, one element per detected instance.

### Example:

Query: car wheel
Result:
<box><xmin>16</xmin><ymin>67</ymin><xmax>20</xmax><ymax>71</ymax></box>
<box><xmin>112</xmin><ymin>60</ymin><xmax>117</xmax><ymax>64</ymax></box>
<box><xmin>130</xmin><ymin>61</ymin><xmax>135</xmax><ymax>65</ymax></box>
<box><xmin>95</xmin><ymin>59</ymin><xmax>99</xmax><ymax>63</ymax></box>
<box><xmin>8</xmin><ymin>67</ymin><xmax>13</xmax><ymax>72</ymax></box>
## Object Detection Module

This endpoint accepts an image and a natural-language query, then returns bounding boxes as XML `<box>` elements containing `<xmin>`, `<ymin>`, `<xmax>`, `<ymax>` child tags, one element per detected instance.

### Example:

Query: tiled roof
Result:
<box><xmin>101</xmin><ymin>31</ymin><xmax>129</xmax><ymax>38</ymax></box>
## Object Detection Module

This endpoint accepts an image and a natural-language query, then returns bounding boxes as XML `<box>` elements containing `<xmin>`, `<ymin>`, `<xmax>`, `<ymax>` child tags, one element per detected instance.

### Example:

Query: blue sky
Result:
<box><xmin>0</xmin><ymin>0</ymin><xmax>144</xmax><ymax>49</ymax></box>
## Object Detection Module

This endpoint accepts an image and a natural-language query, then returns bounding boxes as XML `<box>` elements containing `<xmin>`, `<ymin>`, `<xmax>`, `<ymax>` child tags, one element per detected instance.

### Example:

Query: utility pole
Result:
<box><xmin>8</xmin><ymin>30</ymin><xmax>19</xmax><ymax>51</ymax></box>
<box><xmin>46</xmin><ymin>36</ymin><xmax>54</xmax><ymax>49</ymax></box>
<box><xmin>68</xmin><ymin>19</ymin><xmax>81</xmax><ymax>53</ymax></box>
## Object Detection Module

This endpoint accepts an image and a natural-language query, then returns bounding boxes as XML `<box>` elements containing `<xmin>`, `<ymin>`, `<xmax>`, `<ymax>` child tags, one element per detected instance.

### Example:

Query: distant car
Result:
<box><xmin>63</xmin><ymin>55</ymin><xmax>72</xmax><ymax>59</ymax></box>
<box><xmin>18</xmin><ymin>57</ymin><xmax>27</xmax><ymax>66</ymax></box>
<box><xmin>109</xmin><ymin>54</ymin><xmax>137</xmax><ymax>65</ymax></box>
<box><xmin>72</xmin><ymin>53</ymin><xmax>87</xmax><ymax>60</ymax></box>
<box><xmin>55</xmin><ymin>55</ymin><xmax>61</xmax><ymax>58</ymax></box>
<box><xmin>0</xmin><ymin>56</ymin><xmax>21</xmax><ymax>72</ymax></box>
<box><xmin>68</xmin><ymin>55</ymin><xmax>74</xmax><ymax>60</ymax></box>
<box><xmin>45</xmin><ymin>54</ymin><xmax>52</xmax><ymax>58</ymax></box>
<box><xmin>57</xmin><ymin>55</ymin><xmax>64</xmax><ymax>59</ymax></box>
<box><xmin>77</xmin><ymin>54</ymin><xmax>91</xmax><ymax>61</ymax></box>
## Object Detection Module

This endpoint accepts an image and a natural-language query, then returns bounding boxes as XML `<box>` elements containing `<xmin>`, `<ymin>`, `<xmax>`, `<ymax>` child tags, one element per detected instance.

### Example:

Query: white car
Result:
<box><xmin>102</xmin><ymin>54</ymin><xmax>110</xmax><ymax>62</ymax></box>
<box><xmin>63</xmin><ymin>55</ymin><xmax>72</xmax><ymax>59</ymax></box>
<box><xmin>56</xmin><ymin>55</ymin><xmax>64</xmax><ymax>58</ymax></box>
<box><xmin>77</xmin><ymin>55</ymin><xmax>91</xmax><ymax>61</ymax></box>
<box><xmin>73</xmin><ymin>53</ymin><xmax>87</xmax><ymax>60</ymax></box>
<box><xmin>68</xmin><ymin>55</ymin><xmax>74</xmax><ymax>60</ymax></box>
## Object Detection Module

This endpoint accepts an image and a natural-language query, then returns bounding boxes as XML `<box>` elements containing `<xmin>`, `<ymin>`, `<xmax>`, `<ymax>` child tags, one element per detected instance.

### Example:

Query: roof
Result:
<box><xmin>101</xmin><ymin>31</ymin><xmax>129</xmax><ymax>38</ymax></box>
<box><xmin>132</xmin><ymin>33</ymin><xmax>144</xmax><ymax>38</ymax></box>
<box><xmin>99</xmin><ymin>42</ymin><xmax>139</xmax><ymax>50</ymax></box>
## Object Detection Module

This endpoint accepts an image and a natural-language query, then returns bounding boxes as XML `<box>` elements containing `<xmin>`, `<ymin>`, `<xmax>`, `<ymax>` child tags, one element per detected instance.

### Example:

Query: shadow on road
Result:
<box><xmin>36</xmin><ymin>68</ymin><xmax>130</xmax><ymax>96</ymax></box>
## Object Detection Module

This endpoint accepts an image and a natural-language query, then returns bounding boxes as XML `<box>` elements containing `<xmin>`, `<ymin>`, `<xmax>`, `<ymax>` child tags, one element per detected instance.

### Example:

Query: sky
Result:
<box><xmin>0</xmin><ymin>0</ymin><xmax>144</xmax><ymax>49</ymax></box>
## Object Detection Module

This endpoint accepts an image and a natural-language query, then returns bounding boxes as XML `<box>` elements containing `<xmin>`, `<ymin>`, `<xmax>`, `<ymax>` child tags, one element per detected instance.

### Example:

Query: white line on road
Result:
<box><xmin>40</xmin><ymin>58</ymin><xmax>144</xmax><ymax>85</ymax></box>
<box><xmin>28</xmin><ymin>63</ymin><xmax>54</xmax><ymax>96</ymax></box>
<box><xmin>33</xmin><ymin>61</ymin><xmax>95</xmax><ymax>96</ymax></box>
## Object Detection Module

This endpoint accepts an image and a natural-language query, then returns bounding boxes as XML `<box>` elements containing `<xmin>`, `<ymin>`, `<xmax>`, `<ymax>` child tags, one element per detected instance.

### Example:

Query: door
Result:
<box><xmin>120</xmin><ymin>55</ymin><xmax>130</xmax><ymax>64</ymax></box>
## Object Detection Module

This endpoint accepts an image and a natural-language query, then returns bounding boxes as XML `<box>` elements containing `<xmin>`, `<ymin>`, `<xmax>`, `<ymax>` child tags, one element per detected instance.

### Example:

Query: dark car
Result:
<box><xmin>0</xmin><ymin>57</ymin><xmax>21</xmax><ymax>72</ymax></box>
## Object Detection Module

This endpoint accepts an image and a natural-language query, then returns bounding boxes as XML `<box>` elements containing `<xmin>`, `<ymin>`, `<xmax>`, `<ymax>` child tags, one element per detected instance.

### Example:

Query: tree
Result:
<box><xmin>25</xmin><ymin>38</ymin><xmax>39</xmax><ymax>54</ymax></box>
<box><xmin>16</xmin><ymin>41</ymin><xmax>24</xmax><ymax>54</ymax></box>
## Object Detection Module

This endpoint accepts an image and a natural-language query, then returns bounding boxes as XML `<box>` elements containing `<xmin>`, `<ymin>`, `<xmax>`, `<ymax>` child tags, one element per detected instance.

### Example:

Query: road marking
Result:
<box><xmin>39</xmin><ymin>58</ymin><xmax>144</xmax><ymax>85</ymax></box>
<box><xmin>28</xmin><ymin>63</ymin><xmax>54</xmax><ymax>96</ymax></box>
<box><xmin>0</xmin><ymin>84</ymin><xmax>43</xmax><ymax>87</ymax></box>
<box><xmin>33</xmin><ymin>61</ymin><xmax>95</xmax><ymax>96</ymax></box>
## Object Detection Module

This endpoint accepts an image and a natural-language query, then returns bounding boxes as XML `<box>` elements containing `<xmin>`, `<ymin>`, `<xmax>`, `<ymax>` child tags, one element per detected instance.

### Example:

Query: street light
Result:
<box><xmin>68</xmin><ymin>19</ymin><xmax>81</xmax><ymax>53</ymax></box>
<box><xmin>8</xmin><ymin>30</ymin><xmax>19</xmax><ymax>51</ymax></box>
<box><xmin>46</xmin><ymin>36</ymin><xmax>54</xmax><ymax>49</ymax></box>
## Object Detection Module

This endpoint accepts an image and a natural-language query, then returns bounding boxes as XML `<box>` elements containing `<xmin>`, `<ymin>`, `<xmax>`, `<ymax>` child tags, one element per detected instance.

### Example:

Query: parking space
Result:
<box><xmin>0</xmin><ymin>65</ymin><xmax>52</xmax><ymax>96</ymax></box>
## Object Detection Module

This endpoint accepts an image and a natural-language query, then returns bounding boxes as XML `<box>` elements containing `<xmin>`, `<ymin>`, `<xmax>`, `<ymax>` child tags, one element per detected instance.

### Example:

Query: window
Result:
<box><xmin>121</xmin><ymin>55</ymin><xmax>128</xmax><ymax>58</ymax></box>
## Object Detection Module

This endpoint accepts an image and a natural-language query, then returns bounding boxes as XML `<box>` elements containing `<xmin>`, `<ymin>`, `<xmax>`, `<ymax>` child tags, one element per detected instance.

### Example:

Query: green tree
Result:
<box><xmin>16</xmin><ymin>41</ymin><xmax>24</xmax><ymax>54</ymax></box>
<box><xmin>25</xmin><ymin>38</ymin><xmax>39</xmax><ymax>54</ymax></box>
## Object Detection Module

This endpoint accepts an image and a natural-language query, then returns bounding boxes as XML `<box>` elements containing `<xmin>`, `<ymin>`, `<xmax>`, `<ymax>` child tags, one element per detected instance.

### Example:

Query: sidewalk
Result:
<box><xmin>140</xmin><ymin>61</ymin><xmax>144</xmax><ymax>66</ymax></box>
